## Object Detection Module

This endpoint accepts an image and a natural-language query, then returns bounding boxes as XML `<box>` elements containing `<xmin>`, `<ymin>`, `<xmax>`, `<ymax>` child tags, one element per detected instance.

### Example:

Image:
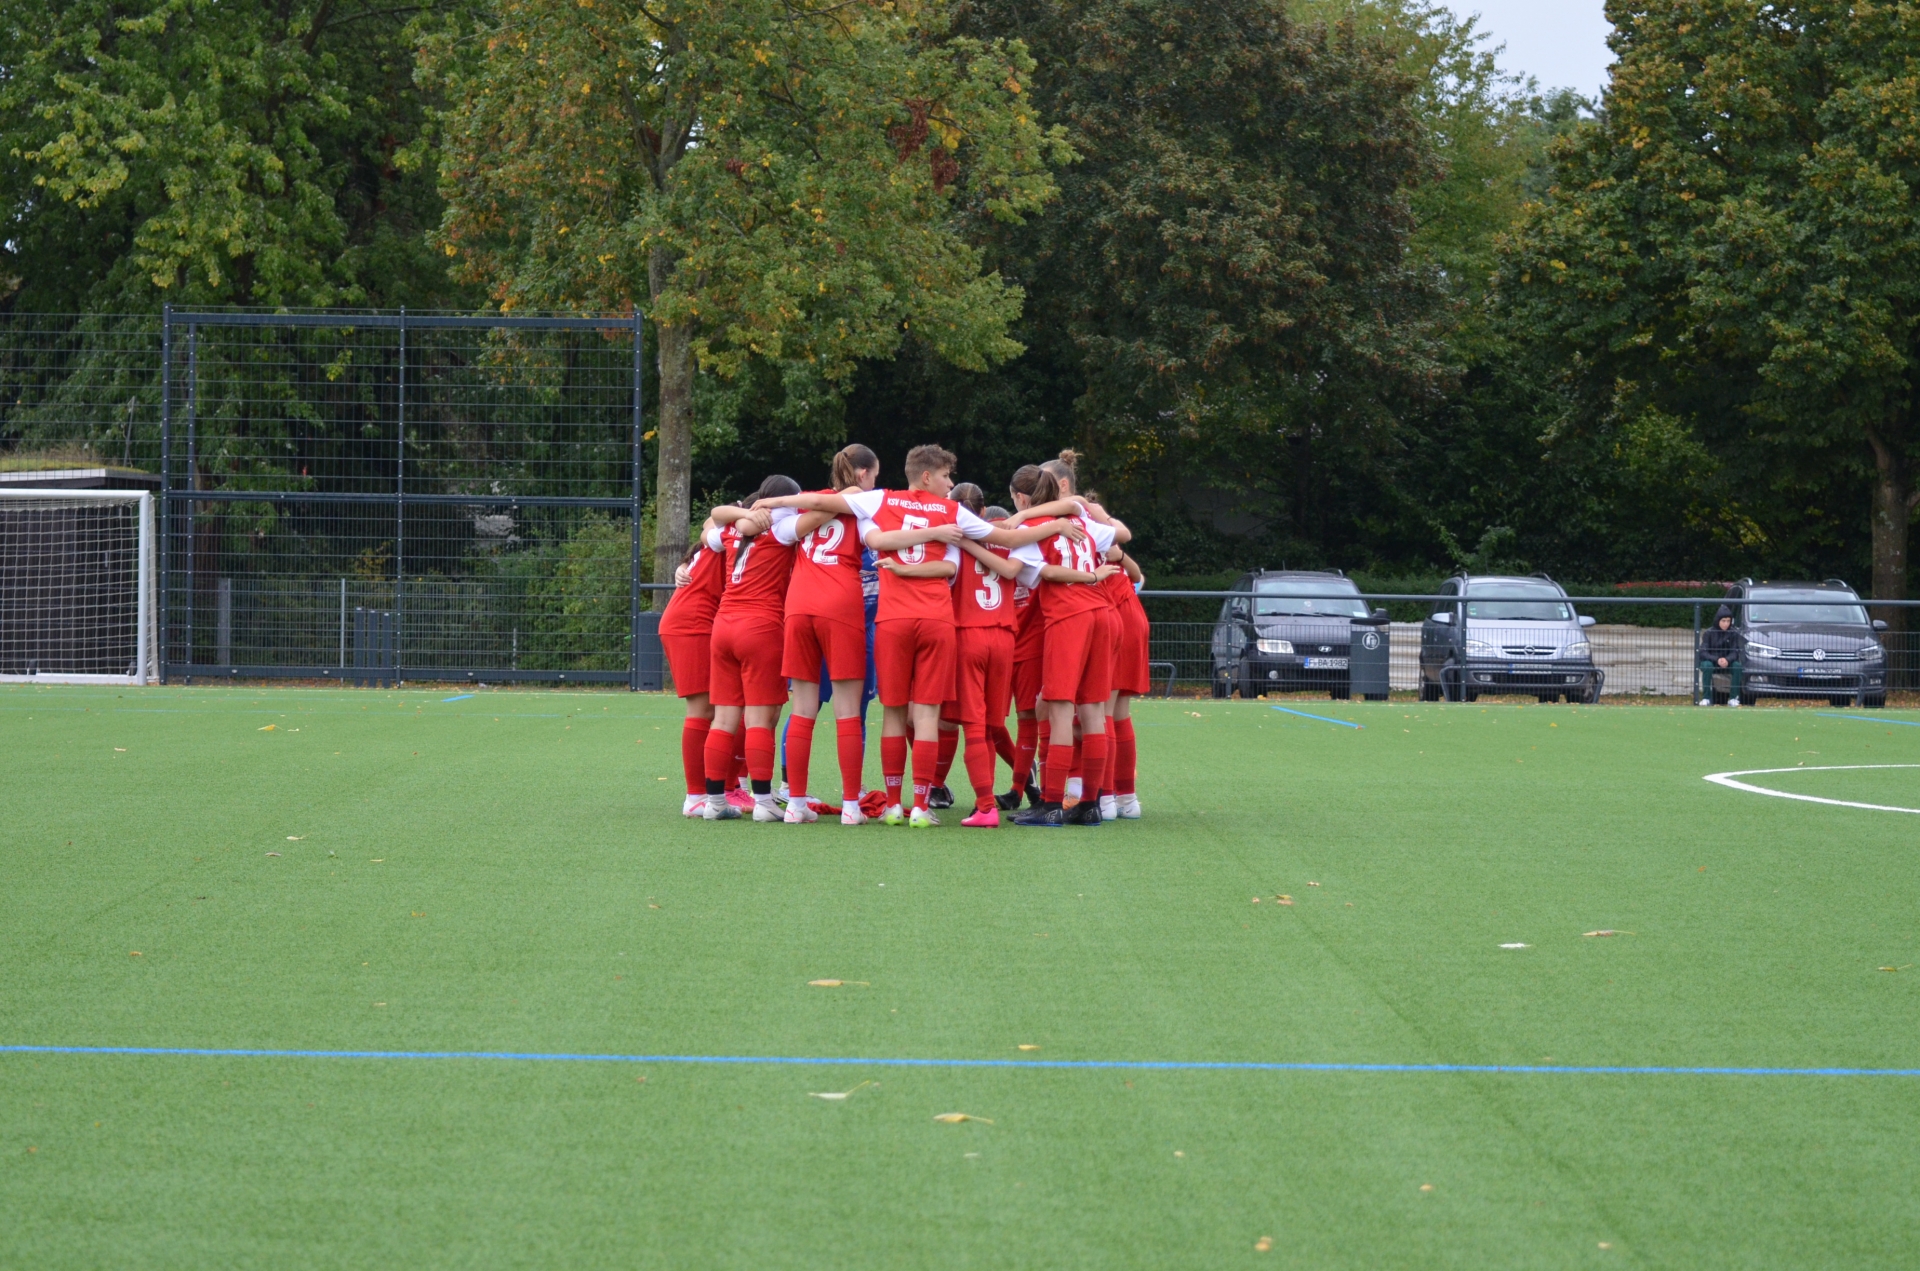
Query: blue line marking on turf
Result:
<box><xmin>1815</xmin><ymin>713</ymin><xmax>1920</xmax><ymax>727</ymax></box>
<box><xmin>3</xmin><ymin>1044</ymin><xmax>1911</xmax><ymax>1077</ymax></box>
<box><xmin>441</xmin><ymin>694</ymin><xmax>475</xmax><ymax>702</ymax></box>
<box><xmin>1269</xmin><ymin>706</ymin><xmax>1363</xmax><ymax>729</ymax></box>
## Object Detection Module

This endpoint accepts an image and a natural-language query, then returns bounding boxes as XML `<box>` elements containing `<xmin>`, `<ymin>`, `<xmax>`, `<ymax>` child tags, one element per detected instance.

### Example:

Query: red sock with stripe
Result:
<box><xmin>1080</xmin><ymin>731</ymin><xmax>1109</xmax><ymax>807</ymax></box>
<box><xmin>1013</xmin><ymin>717</ymin><xmax>1039</xmax><ymax>790</ymax></box>
<box><xmin>935</xmin><ymin>726</ymin><xmax>959</xmax><ymax>785</ymax></box>
<box><xmin>1112</xmin><ymin>717</ymin><xmax>1137</xmax><ymax>795</ymax></box>
<box><xmin>703</xmin><ymin>725</ymin><xmax>737</xmax><ymax>790</ymax></box>
<box><xmin>881</xmin><ymin>734</ymin><xmax>907</xmax><ymax>807</ymax></box>
<box><xmin>963</xmin><ymin>732</ymin><xmax>997</xmax><ymax>811</ymax></box>
<box><xmin>785</xmin><ymin>716</ymin><xmax>815</xmax><ymax>800</ymax></box>
<box><xmin>911</xmin><ymin>739</ymin><xmax>938</xmax><ymax>810</ymax></box>
<box><xmin>989</xmin><ymin>722</ymin><xmax>1016</xmax><ymax>770</ymax></box>
<box><xmin>1042</xmin><ymin>729</ymin><xmax>1072</xmax><ymax>804</ymax></box>
<box><xmin>745</xmin><ymin>727</ymin><xmax>776</xmax><ymax>787</ymax></box>
<box><xmin>836</xmin><ymin>717</ymin><xmax>865</xmax><ymax>802</ymax></box>
<box><xmin>681</xmin><ymin>718</ymin><xmax>711</xmax><ymax>795</ymax></box>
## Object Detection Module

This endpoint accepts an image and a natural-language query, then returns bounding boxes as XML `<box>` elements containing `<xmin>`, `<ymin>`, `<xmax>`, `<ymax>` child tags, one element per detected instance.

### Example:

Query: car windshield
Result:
<box><xmin>1745</xmin><ymin>590</ymin><xmax>1869</xmax><ymax>624</ymax></box>
<box><xmin>1253</xmin><ymin>579</ymin><xmax>1369</xmax><ymax>618</ymax></box>
<box><xmin>1463</xmin><ymin>581</ymin><xmax>1571</xmax><ymax>622</ymax></box>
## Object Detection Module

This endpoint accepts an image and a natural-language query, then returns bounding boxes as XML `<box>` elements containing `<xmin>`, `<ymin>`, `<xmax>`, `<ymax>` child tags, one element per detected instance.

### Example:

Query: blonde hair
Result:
<box><xmin>1040</xmin><ymin>448</ymin><xmax>1078</xmax><ymax>493</ymax></box>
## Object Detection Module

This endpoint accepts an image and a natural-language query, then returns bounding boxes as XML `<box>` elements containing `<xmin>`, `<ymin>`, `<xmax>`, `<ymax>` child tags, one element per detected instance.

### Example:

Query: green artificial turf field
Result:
<box><xmin>6</xmin><ymin>685</ymin><xmax>1920</xmax><ymax>1268</ymax></box>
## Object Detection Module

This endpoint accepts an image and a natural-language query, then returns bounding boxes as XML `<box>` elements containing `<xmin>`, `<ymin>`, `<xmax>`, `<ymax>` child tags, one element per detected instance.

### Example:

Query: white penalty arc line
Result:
<box><xmin>1702</xmin><ymin>764</ymin><xmax>1920</xmax><ymax>814</ymax></box>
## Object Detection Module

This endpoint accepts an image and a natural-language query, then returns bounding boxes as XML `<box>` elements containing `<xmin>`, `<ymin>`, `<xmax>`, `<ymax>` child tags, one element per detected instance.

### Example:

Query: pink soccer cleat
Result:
<box><xmin>960</xmin><ymin>807</ymin><xmax>1000</xmax><ymax>828</ymax></box>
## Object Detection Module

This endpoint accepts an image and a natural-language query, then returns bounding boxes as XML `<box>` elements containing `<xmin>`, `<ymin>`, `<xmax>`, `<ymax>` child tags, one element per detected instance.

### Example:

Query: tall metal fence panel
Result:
<box><xmin>155</xmin><ymin>310</ymin><xmax>662</xmax><ymax>686</ymax></box>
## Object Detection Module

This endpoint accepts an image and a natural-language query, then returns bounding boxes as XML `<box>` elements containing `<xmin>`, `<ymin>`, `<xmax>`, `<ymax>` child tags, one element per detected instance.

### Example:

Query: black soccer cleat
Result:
<box><xmin>994</xmin><ymin>788</ymin><xmax>1023</xmax><ymax>811</ymax></box>
<box><xmin>1023</xmin><ymin>781</ymin><xmax>1046</xmax><ymax>809</ymax></box>
<box><xmin>1012</xmin><ymin>802</ymin><xmax>1066</xmax><ymax>828</ymax></box>
<box><xmin>927</xmin><ymin>784</ymin><xmax>955</xmax><ymax>810</ymax></box>
<box><xmin>1064</xmin><ymin>800</ymin><xmax>1103</xmax><ymax>827</ymax></box>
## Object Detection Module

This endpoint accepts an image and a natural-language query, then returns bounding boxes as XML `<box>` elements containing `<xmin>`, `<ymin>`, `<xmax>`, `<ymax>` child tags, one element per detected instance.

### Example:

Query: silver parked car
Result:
<box><xmin>1419</xmin><ymin>574</ymin><xmax>1603</xmax><ymax>703</ymax></box>
<box><xmin>1725</xmin><ymin>579</ymin><xmax>1887</xmax><ymax>707</ymax></box>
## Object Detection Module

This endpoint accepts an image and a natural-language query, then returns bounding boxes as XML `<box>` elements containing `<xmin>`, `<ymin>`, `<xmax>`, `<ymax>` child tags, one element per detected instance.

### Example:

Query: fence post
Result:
<box><xmin>630</xmin><ymin>313</ymin><xmax>644</xmax><ymax>691</ymax></box>
<box><xmin>185</xmin><ymin>323</ymin><xmax>197</xmax><ymax>678</ymax></box>
<box><xmin>1691</xmin><ymin>603</ymin><xmax>1701</xmax><ymax>700</ymax></box>
<box><xmin>395</xmin><ymin>308</ymin><xmax>406</xmax><ymax>686</ymax></box>
<box><xmin>159</xmin><ymin>305</ymin><xmax>171</xmax><ymax>684</ymax></box>
<box><xmin>339</xmin><ymin>578</ymin><xmax>347</xmax><ymax>670</ymax></box>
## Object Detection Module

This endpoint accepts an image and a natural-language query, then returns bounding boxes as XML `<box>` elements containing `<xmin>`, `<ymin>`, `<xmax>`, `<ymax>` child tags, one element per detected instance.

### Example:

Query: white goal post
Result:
<box><xmin>0</xmin><ymin>489</ymin><xmax>155</xmax><ymax>685</ymax></box>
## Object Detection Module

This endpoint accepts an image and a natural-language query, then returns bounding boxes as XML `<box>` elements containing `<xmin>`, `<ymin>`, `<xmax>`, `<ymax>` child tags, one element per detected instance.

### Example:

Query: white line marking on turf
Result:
<box><xmin>1702</xmin><ymin>764</ymin><xmax>1920</xmax><ymax>814</ymax></box>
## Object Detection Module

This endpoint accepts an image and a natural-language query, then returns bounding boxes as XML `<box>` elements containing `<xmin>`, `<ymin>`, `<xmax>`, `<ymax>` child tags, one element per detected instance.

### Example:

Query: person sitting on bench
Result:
<box><xmin>1697</xmin><ymin>604</ymin><xmax>1744</xmax><ymax>707</ymax></box>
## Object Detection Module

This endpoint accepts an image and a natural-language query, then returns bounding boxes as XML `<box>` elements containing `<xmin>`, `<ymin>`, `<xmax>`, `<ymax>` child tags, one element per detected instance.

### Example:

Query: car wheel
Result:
<box><xmin>1211</xmin><ymin>674</ymin><xmax>1230</xmax><ymax>700</ymax></box>
<box><xmin>1829</xmin><ymin>695</ymin><xmax>1853</xmax><ymax>708</ymax></box>
<box><xmin>1864</xmin><ymin>691</ymin><xmax>1887</xmax><ymax>708</ymax></box>
<box><xmin>1442</xmin><ymin>668</ymin><xmax>1466</xmax><ymax>703</ymax></box>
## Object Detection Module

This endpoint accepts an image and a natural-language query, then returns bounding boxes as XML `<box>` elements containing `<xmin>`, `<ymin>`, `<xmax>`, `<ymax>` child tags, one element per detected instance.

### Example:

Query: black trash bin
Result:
<box><xmin>1350</xmin><ymin>611</ymin><xmax>1391</xmax><ymax>701</ymax></box>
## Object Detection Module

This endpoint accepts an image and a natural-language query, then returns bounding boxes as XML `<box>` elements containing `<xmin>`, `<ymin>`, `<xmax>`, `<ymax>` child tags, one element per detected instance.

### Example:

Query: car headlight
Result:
<box><xmin>1464</xmin><ymin>639</ymin><xmax>1496</xmax><ymax>657</ymax></box>
<box><xmin>1561</xmin><ymin>640</ymin><xmax>1591</xmax><ymax>658</ymax></box>
<box><xmin>1745</xmin><ymin>641</ymin><xmax>1781</xmax><ymax>658</ymax></box>
<box><xmin>1256</xmin><ymin>638</ymin><xmax>1294</xmax><ymax>655</ymax></box>
<box><xmin>1865</xmin><ymin>642</ymin><xmax>1886</xmax><ymax>660</ymax></box>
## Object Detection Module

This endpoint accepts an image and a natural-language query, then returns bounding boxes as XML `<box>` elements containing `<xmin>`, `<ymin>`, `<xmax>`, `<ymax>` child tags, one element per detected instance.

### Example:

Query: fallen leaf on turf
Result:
<box><xmin>1583</xmin><ymin>930</ymin><xmax>1633</xmax><ymax>937</ymax></box>
<box><xmin>373</xmin><ymin>1001</ymin><xmax>386</xmax><ymax>1007</ymax></box>
<box><xmin>128</xmin><ymin>951</ymin><xmax>141</xmax><ymax>957</ymax></box>
<box><xmin>933</xmin><ymin>1112</ymin><xmax>992</xmax><ymax>1124</ymax></box>
<box><xmin>286</xmin><ymin>835</ymin><xmax>304</xmax><ymax>841</ymax></box>
<box><xmin>809</xmin><ymin>1081</ymin><xmax>872</xmax><ymax>1101</ymax></box>
<box><xmin>113</xmin><ymin>747</ymin><xmax>126</xmax><ymax>752</ymax></box>
<box><xmin>370</xmin><ymin>859</ymin><xmax>384</xmax><ymax>863</ymax></box>
<box><xmin>265</xmin><ymin>852</ymin><xmax>280</xmax><ymax>857</ymax></box>
<box><xmin>1251</xmin><ymin>897</ymin><xmax>1262</xmax><ymax>904</ymax></box>
<box><xmin>1018</xmin><ymin>1044</ymin><xmax>1040</xmax><ymax>1051</ymax></box>
<box><xmin>1254</xmin><ymin>1237</ymin><xmax>1273</xmax><ymax>1252</ymax></box>
<box><xmin>1879</xmin><ymin>965</ymin><xmax>1911</xmax><ymax>972</ymax></box>
<box><xmin>1420</xmin><ymin>1184</ymin><xmax>1434</xmax><ymax>1192</ymax></box>
<box><xmin>1275</xmin><ymin>895</ymin><xmax>1293</xmax><ymax>905</ymax></box>
<box><xmin>1307</xmin><ymin>881</ymin><xmax>1320</xmax><ymax>887</ymax></box>
<box><xmin>1500</xmin><ymin>943</ymin><xmax>1530</xmax><ymax>949</ymax></box>
<box><xmin>258</xmin><ymin>724</ymin><xmax>276</xmax><ymax>731</ymax></box>
<box><xmin>807</xmin><ymin>979</ymin><xmax>870</xmax><ymax>987</ymax></box>
<box><xmin>411</xmin><ymin>912</ymin><xmax>426</xmax><ymax>918</ymax></box>
<box><xmin>648</xmin><ymin>904</ymin><xmax>660</xmax><ymax>909</ymax></box>
<box><xmin>1598</xmin><ymin>1243</ymin><xmax>1612</xmax><ymax>1250</ymax></box>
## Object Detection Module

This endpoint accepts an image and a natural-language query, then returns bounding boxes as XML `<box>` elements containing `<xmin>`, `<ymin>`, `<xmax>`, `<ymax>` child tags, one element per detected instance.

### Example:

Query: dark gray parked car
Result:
<box><xmin>1725</xmin><ymin>579</ymin><xmax>1887</xmax><ymax>707</ymax></box>
<box><xmin>1210</xmin><ymin>570</ymin><xmax>1384</xmax><ymax>700</ymax></box>
<box><xmin>1419</xmin><ymin>574</ymin><xmax>1602</xmax><ymax>703</ymax></box>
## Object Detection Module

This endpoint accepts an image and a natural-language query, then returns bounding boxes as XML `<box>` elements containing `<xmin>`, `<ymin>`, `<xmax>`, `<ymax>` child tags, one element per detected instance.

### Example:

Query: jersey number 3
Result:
<box><xmin>973</xmin><ymin>564</ymin><xmax>1003</xmax><ymax>611</ymax></box>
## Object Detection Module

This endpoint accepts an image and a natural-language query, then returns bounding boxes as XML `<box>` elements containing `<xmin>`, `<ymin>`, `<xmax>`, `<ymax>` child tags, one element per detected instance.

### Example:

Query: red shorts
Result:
<box><xmin>1012</xmin><ymin>655</ymin><xmax>1043</xmax><ymax>713</ymax></box>
<box><xmin>1041</xmin><ymin>610</ymin><xmax>1113</xmax><ymax>705</ymax></box>
<box><xmin>662</xmin><ymin>633</ymin><xmax>711</xmax><ymax>699</ymax></box>
<box><xmin>709</xmin><ymin>617</ymin><xmax>788</xmax><ymax>707</ymax></box>
<box><xmin>782</xmin><ymin>613</ymin><xmax>866</xmax><ymax>683</ymax></box>
<box><xmin>1113</xmin><ymin>604</ymin><xmax>1151</xmax><ymax>696</ymax></box>
<box><xmin>875</xmin><ymin>617</ymin><xmax>957</xmax><ymax>708</ymax></box>
<box><xmin>951</xmin><ymin>627</ymin><xmax>1014</xmax><ymax>727</ymax></box>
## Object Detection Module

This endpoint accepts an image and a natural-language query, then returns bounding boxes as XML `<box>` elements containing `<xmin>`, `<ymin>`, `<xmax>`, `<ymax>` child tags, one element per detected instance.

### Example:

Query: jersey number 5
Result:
<box><xmin>897</xmin><ymin>514</ymin><xmax>930</xmax><ymax>565</ymax></box>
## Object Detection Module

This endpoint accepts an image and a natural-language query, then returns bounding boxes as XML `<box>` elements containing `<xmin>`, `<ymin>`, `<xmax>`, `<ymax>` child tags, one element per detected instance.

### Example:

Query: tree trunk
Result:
<box><xmin>649</xmin><ymin>246</ymin><xmax>695</xmax><ymax>603</ymax></box>
<box><xmin>1866</xmin><ymin>423</ymin><xmax>1909</xmax><ymax>631</ymax></box>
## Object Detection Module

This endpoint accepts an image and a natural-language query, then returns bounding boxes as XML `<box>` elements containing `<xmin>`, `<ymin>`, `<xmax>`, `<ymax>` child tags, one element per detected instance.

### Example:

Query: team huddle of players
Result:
<box><xmin>656</xmin><ymin>443</ymin><xmax>1150</xmax><ymax>828</ymax></box>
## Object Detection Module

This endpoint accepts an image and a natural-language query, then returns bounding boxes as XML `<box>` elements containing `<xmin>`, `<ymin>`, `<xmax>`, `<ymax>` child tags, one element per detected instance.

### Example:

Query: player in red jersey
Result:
<box><xmin>944</xmin><ymin>486</ymin><xmax>1024</xmax><ymax>826</ymax></box>
<box><xmin>999</xmin><ymin>465</ymin><xmax>1049</xmax><ymax>810</ymax></box>
<box><xmin>658</xmin><ymin>527</ymin><xmax>727</xmax><ymax>817</ymax></box>
<box><xmin>754</xmin><ymin>445</ymin><xmax>1079</xmax><ymax>827</ymax></box>
<box><xmin>779</xmin><ymin>444</ymin><xmax>881</xmax><ymax>824</ymax></box>
<box><xmin>700</xmin><ymin>475</ymin><xmax>804</xmax><ymax>822</ymax></box>
<box><xmin>1101</xmin><ymin>547</ymin><xmax>1150</xmax><ymax>820</ymax></box>
<box><xmin>1007</xmin><ymin>468</ymin><xmax>1129</xmax><ymax>827</ymax></box>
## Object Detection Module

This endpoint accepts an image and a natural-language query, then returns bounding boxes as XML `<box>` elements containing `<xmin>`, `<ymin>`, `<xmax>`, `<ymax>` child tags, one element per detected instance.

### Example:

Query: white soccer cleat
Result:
<box><xmin>1115</xmin><ymin>794</ymin><xmax>1142</xmax><ymax>819</ymax></box>
<box><xmin>774</xmin><ymin>783</ymin><xmax>791</xmax><ymax>807</ymax></box>
<box><xmin>703</xmin><ymin>794</ymin><xmax>741</xmax><ymax>820</ymax></box>
<box><xmin>682</xmin><ymin>794</ymin><xmax>706</xmax><ymax>818</ymax></box>
<box><xmin>841</xmin><ymin>800</ymin><xmax>867</xmax><ymax>826</ymax></box>
<box><xmin>883</xmin><ymin>804</ymin><xmax>907</xmax><ymax>826</ymax></box>
<box><xmin>1728</xmin><ymin>696</ymin><xmax>1741</xmax><ymax>708</ymax></box>
<box><xmin>909</xmin><ymin>806</ymin><xmax>939</xmax><ymax>828</ymax></box>
<box><xmin>1065</xmin><ymin>776</ymin><xmax>1083</xmax><ymax>801</ymax></box>
<box><xmin>784</xmin><ymin>800</ymin><xmax>818</xmax><ymax>824</ymax></box>
<box><xmin>1698</xmin><ymin>697</ymin><xmax>1712</xmax><ymax>707</ymax></box>
<box><xmin>1099</xmin><ymin>794</ymin><xmax>1119</xmax><ymax>820</ymax></box>
<box><xmin>752</xmin><ymin>796</ymin><xmax>783</xmax><ymax>822</ymax></box>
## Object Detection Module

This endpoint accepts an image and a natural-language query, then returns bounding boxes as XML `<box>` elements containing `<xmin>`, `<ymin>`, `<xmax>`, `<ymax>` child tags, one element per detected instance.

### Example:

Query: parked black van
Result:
<box><xmin>1210</xmin><ymin>570</ymin><xmax>1382</xmax><ymax>699</ymax></box>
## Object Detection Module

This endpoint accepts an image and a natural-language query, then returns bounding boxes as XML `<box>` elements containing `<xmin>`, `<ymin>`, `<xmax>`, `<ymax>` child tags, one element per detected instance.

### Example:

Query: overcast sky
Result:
<box><xmin>1443</xmin><ymin>0</ymin><xmax>1615</xmax><ymax>99</ymax></box>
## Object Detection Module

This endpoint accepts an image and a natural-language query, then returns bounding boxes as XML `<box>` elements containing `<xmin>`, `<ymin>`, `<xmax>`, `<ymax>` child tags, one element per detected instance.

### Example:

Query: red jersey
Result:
<box><xmin>846</xmin><ymin>488</ymin><xmax>995</xmax><ymax>624</ymax></box>
<box><xmin>785</xmin><ymin>491</ymin><xmax>864</xmax><ymax>621</ymax></box>
<box><xmin>657</xmin><ymin>541</ymin><xmax>725</xmax><ymax>637</ymax></box>
<box><xmin>1013</xmin><ymin>581</ymin><xmax>1045</xmax><ymax>661</ymax></box>
<box><xmin>1100</xmin><ymin>566</ymin><xmax>1137</xmax><ymax>614</ymax></box>
<box><xmin>711</xmin><ymin>510</ymin><xmax>801</xmax><ymax>623</ymax></box>
<box><xmin>1011</xmin><ymin>516</ymin><xmax>1120</xmax><ymax>622</ymax></box>
<box><xmin>954</xmin><ymin>543</ymin><xmax>1017</xmax><ymax>629</ymax></box>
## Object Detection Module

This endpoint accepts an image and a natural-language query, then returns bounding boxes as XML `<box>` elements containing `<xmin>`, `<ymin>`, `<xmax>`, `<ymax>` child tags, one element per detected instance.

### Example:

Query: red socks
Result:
<box><xmin>989</xmin><ymin>721</ymin><xmax>1016</xmax><ymax>770</ymax></box>
<box><xmin>1014</xmin><ymin>715</ymin><xmax>1039</xmax><ymax>790</ymax></box>
<box><xmin>911</xmin><ymin>739</ymin><xmax>938</xmax><ymax>810</ymax></box>
<box><xmin>745</xmin><ymin>726</ymin><xmax>776</xmax><ymax>787</ymax></box>
<box><xmin>681</xmin><ymin>718</ymin><xmax>711</xmax><ymax>795</ymax></box>
<box><xmin>786</xmin><ymin>716</ymin><xmax>816</xmax><ymax>799</ymax></box>
<box><xmin>935</xmin><ymin>725</ymin><xmax>959</xmax><ymax>785</ymax></box>
<box><xmin>1113</xmin><ymin>717</ymin><xmax>1137</xmax><ymax>795</ymax></box>
<box><xmin>836</xmin><ymin>717</ymin><xmax>865</xmax><ymax>802</ymax></box>
<box><xmin>703</xmin><ymin>725</ymin><xmax>737</xmax><ymax>789</ymax></box>
<box><xmin>963</xmin><ymin>732</ymin><xmax>997</xmax><ymax>811</ymax></box>
<box><xmin>1042</xmin><ymin>731</ymin><xmax>1072</xmax><ymax>804</ymax></box>
<box><xmin>730</xmin><ymin>731</ymin><xmax>748</xmax><ymax>789</ymax></box>
<box><xmin>1034</xmin><ymin>718</ymin><xmax>1052</xmax><ymax>787</ymax></box>
<box><xmin>1080</xmin><ymin>730</ymin><xmax>1109</xmax><ymax>804</ymax></box>
<box><xmin>881</xmin><ymin>734</ymin><xmax>907</xmax><ymax>807</ymax></box>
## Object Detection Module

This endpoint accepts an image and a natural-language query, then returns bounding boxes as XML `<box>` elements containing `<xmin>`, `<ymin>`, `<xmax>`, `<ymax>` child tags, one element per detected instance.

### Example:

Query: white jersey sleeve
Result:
<box><xmin>1087</xmin><ymin>519</ymin><xmax>1118</xmax><ymax>555</ymax></box>
<box><xmin>954</xmin><ymin>506</ymin><xmax>994</xmax><ymax>540</ymax></box>
<box><xmin>844</xmin><ymin>488</ymin><xmax>886</xmax><ymax>543</ymax></box>
<box><xmin>703</xmin><ymin>525</ymin><xmax>724</xmax><ymax>552</ymax></box>
<box><xmin>769</xmin><ymin>506</ymin><xmax>802</xmax><ymax>546</ymax></box>
<box><xmin>1010</xmin><ymin>541</ymin><xmax>1045</xmax><ymax>590</ymax></box>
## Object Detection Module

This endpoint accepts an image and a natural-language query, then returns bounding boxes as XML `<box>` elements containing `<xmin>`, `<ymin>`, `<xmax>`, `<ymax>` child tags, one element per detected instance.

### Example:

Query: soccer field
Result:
<box><xmin>6</xmin><ymin>686</ymin><xmax>1920</xmax><ymax>1268</ymax></box>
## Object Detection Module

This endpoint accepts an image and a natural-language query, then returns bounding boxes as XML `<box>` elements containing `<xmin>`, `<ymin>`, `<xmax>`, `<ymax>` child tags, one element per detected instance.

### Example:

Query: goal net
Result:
<box><xmin>0</xmin><ymin>490</ymin><xmax>154</xmax><ymax>685</ymax></box>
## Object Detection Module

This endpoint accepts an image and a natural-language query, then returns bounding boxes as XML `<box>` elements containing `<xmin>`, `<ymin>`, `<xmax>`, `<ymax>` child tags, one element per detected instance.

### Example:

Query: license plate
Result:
<box><xmin>1798</xmin><ymin>671</ymin><xmax>1839</xmax><ymax>679</ymax></box>
<box><xmin>1303</xmin><ymin>657</ymin><xmax>1348</xmax><ymax>670</ymax></box>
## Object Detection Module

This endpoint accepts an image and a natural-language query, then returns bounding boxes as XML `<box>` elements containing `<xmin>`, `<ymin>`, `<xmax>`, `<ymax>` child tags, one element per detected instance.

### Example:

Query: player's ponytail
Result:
<box><xmin>1029</xmin><ymin>469</ymin><xmax>1061</xmax><ymax>505</ymax></box>
<box><xmin>829</xmin><ymin>444</ymin><xmax>879</xmax><ymax>491</ymax></box>
<box><xmin>755</xmin><ymin>474</ymin><xmax>802</xmax><ymax>501</ymax></box>
<box><xmin>950</xmin><ymin>482</ymin><xmax>985</xmax><ymax>515</ymax></box>
<box><xmin>1009</xmin><ymin>464</ymin><xmax>1042</xmax><ymax>503</ymax></box>
<box><xmin>1040</xmin><ymin>451</ymin><xmax>1077</xmax><ymax>495</ymax></box>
